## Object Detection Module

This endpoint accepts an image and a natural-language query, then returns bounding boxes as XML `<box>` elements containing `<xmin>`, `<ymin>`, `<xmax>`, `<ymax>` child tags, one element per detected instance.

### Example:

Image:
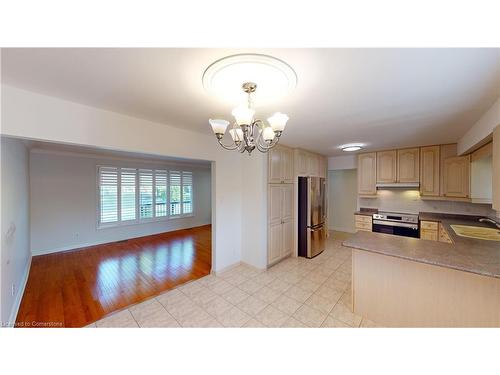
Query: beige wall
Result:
<box><xmin>328</xmin><ymin>169</ymin><xmax>357</xmax><ymax>233</ymax></box>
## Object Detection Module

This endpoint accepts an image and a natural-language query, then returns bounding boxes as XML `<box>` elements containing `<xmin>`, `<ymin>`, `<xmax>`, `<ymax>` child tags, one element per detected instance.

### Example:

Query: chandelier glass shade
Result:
<box><xmin>209</xmin><ymin>82</ymin><xmax>289</xmax><ymax>154</ymax></box>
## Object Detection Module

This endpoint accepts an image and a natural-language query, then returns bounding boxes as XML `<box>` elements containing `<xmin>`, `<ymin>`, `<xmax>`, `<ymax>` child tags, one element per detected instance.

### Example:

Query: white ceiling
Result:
<box><xmin>2</xmin><ymin>48</ymin><xmax>499</xmax><ymax>156</ymax></box>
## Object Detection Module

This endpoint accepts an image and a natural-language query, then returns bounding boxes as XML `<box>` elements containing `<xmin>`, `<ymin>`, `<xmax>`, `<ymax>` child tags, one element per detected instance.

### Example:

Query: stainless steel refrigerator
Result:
<box><xmin>298</xmin><ymin>176</ymin><xmax>327</xmax><ymax>258</ymax></box>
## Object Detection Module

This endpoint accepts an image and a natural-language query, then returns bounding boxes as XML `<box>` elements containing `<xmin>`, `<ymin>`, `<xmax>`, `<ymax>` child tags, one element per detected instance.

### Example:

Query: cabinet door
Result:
<box><xmin>443</xmin><ymin>155</ymin><xmax>470</xmax><ymax>198</ymax></box>
<box><xmin>281</xmin><ymin>220</ymin><xmax>294</xmax><ymax>257</ymax></box>
<box><xmin>358</xmin><ymin>153</ymin><xmax>377</xmax><ymax>195</ymax></box>
<box><xmin>281</xmin><ymin>184</ymin><xmax>294</xmax><ymax>222</ymax></box>
<box><xmin>295</xmin><ymin>150</ymin><xmax>308</xmax><ymax>176</ymax></box>
<box><xmin>377</xmin><ymin>150</ymin><xmax>397</xmax><ymax>183</ymax></box>
<box><xmin>268</xmin><ymin>147</ymin><xmax>282</xmax><ymax>183</ymax></box>
<box><xmin>307</xmin><ymin>153</ymin><xmax>319</xmax><ymax>177</ymax></box>
<box><xmin>397</xmin><ymin>148</ymin><xmax>420</xmax><ymax>183</ymax></box>
<box><xmin>282</xmin><ymin>147</ymin><xmax>294</xmax><ymax>183</ymax></box>
<box><xmin>420</xmin><ymin>229</ymin><xmax>438</xmax><ymax>241</ymax></box>
<box><xmin>420</xmin><ymin>146</ymin><xmax>440</xmax><ymax>196</ymax></box>
<box><xmin>268</xmin><ymin>185</ymin><xmax>283</xmax><ymax>225</ymax></box>
<box><xmin>318</xmin><ymin>157</ymin><xmax>327</xmax><ymax>178</ymax></box>
<box><xmin>268</xmin><ymin>223</ymin><xmax>283</xmax><ymax>264</ymax></box>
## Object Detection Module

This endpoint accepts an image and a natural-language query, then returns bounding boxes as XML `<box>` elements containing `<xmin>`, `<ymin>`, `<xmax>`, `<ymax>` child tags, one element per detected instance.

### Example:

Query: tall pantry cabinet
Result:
<box><xmin>267</xmin><ymin>145</ymin><xmax>328</xmax><ymax>266</ymax></box>
<box><xmin>267</xmin><ymin>145</ymin><xmax>294</xmax><ymax>265</ymax></box>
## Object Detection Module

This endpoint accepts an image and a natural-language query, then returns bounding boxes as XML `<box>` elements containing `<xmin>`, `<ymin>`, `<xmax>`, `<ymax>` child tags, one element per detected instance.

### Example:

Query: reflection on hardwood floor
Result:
<box><xmin>16</xmin><ymin>225</ymin><xmax>211</xmax><ymax>328</ymax></box>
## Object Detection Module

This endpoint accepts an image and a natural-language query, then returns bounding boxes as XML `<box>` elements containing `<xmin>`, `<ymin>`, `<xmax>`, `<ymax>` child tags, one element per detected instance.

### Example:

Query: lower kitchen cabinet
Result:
<box><xmin>420</xmin><ymin>220</ymin><xmax>439</xmax><ymax>241</ymax></box>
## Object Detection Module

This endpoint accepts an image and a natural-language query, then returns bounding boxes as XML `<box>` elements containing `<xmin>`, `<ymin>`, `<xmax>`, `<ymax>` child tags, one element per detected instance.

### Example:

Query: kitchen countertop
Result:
<box><xmin>354</xmin><ymin>208</ymin><xmax>378</xmax><ymax>216</ymax></box>
<box><xmin>343</xmin><ymin>213</ymin><xmax>500</xmax><ymax>279</ymax></box>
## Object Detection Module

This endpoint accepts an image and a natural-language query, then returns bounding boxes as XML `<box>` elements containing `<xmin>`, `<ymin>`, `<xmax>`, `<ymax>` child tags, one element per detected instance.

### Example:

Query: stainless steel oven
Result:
<box><xmin>372</xmin><ymin>212</ymin><xmax>419</xmax><ymax>238</ymax></box>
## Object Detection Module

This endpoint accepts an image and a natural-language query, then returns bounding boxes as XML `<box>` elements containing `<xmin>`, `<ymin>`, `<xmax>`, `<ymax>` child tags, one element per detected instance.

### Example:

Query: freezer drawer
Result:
<box><xmin>307</xmin><ymin>225</ymin><xmax>326</xmax><ymax>258</ymax></box>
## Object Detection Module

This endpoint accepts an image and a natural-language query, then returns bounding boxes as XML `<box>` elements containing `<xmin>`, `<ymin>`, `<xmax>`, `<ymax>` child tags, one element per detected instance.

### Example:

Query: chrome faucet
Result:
<box><xmin>479</xmin><ymin>217</ymin><xmax>500</xmax><ymax>229</ymax></box>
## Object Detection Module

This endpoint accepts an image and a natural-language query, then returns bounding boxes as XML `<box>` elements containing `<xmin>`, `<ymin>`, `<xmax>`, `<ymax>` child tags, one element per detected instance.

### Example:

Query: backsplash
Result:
<box><xmin>359</xmin><ymin>189</ymin><xmax>497</xmax><ymax>218</ymax></box>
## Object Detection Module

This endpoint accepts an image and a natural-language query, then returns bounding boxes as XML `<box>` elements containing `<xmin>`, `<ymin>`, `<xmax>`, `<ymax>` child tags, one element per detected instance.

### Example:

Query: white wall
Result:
<box><xmin>458</xmin><ymin>98</ymin><xmax>500</xmax><ymax>154</ymax></box>
<box><xmin>29</xmin><ymin>150</ymin><xmax>211</xmax><ymax>255</ymax></box>
<box><xmin>1</xmin><ymin>137</ymin><xmax>32</xmax><ymax>326</ymax></box>
<box><xmin>328</xmin><ymin>155</ymin><xmax>357</xmax><ymax>170</ymax></box>
<box><xmin>1</xmin><ymin>85</ymin><xmax>268</xmax><ymax>272</ymax></box>
<box><xmin>328</xmin><ymin>169</ymin><xmax>358</xmax><ymax>233</ymax></box>
<box><xmin>240</xmin><ymin>152</ymin><xmax>268</xmax><ymax>269</ymax></box>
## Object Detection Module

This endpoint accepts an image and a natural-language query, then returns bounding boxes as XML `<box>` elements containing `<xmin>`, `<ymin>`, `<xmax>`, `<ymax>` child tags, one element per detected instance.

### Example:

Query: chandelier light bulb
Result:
<box><xmin>267</xmin><ymin>112</ymin><xmax>289</xmax><ymax>132</ymax></box>
<box><xmin>231</xmin><ymin>106</ymin><xmax>255</xmax><ymax>126</ymax></box>
<box><xmin>262</xmin><ymin>127</ymin><xmax>276</xmax><ymax>142</ymax></box>
<box><xmin>209</xmin><ymin>119</ymin><xmax>230</xmax><ymax>135</ymax></box>
<box><xmin>229</xmin><ymin>128</ymin><xmax>244</xmax><ymax>143</ymax></box>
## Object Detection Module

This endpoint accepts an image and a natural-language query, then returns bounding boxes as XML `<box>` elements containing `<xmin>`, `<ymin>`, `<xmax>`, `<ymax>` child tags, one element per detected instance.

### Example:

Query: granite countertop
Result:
<box><xmin>354</xmin><ymin>208</ymin><xmax>378</xmax><ymax>216</ymax></box>
<box><xmin>343</xmin><ymin>213</ymin><xmax>500</xmax><ymax>279</ymax></box>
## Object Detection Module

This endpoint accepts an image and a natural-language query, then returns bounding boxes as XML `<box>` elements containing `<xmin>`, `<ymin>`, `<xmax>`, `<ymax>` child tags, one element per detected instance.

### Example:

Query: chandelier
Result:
<box><xmin>209</xmin><ymin>82</ymin><xmax>289</xmax><ymax>154</ymax></box>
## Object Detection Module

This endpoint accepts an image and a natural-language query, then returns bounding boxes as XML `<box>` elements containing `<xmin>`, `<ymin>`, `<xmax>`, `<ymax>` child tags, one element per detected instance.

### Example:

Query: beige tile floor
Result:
<box><xmin>89</xmin><ymin>232</ymin><xmax>383</xmax><ymax>328</ymax></box>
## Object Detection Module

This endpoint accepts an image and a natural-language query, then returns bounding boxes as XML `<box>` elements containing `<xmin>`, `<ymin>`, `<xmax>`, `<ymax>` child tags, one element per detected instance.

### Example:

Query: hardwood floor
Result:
<box><xmin>16</xmin><ymin>225</ymin><xmax>212</xmax><ymax>328</ymax></box>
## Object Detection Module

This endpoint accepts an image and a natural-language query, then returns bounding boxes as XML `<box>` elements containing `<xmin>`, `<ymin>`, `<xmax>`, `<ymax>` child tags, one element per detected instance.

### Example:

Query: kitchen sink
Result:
<box><xmin>450</xmin><ymin>225</ymin><xmax>500</xmax><ymax>241</ymax></box>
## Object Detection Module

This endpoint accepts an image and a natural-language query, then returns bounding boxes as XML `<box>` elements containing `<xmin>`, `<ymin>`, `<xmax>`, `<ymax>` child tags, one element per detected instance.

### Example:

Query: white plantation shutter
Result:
<box><xmin>98</xmin><ymin>166</ymin><xmax>195</xmax><ymax>226</ymax></box>
<box><xmin>182</xmin><ymin>171</ymin><xmax>193</xmax><ymax>214</ymax></box>
<box><xmin>120</xmin><ymin>168</ymin><xmax>137</xmax><ymax>221</ymax></box>
<box><xmin>155</xmin><ymin>170</ymin><xmax>168</xmax><ymax>217</ymax></box>
<box><xmin>99</xmin><ymin>167</ymin><xmax>118</xmax><ymax>224</ymax></box>
<box><xmin>139</xmin><ymin>169</ymin><xmax>154</xmax><ymax>218</ymax></box>
<box><xmin>169</xmin><ymin>171</ymin><xmax>181</xmax><ymax>216</ymax></box>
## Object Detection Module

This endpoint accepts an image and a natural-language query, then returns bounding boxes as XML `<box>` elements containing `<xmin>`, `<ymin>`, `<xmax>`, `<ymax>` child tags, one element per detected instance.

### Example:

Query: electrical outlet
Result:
<box><xmin>11</xmin><ymin>283</ymin><xmax>15</xmax><ymax>297</ymax></box>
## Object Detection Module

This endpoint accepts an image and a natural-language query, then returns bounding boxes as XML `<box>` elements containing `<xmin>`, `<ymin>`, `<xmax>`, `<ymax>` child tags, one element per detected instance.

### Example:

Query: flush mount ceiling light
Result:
<box><xmin>340</xmin><ymin>143</ymin><xmax>364</xmax><ymax>152</ymax></box>
<box><xmin>202</xmin><ymin>53</ymin><xmax>297</xmax><ymax>105</ymax></box>
<box><xmin>205</xmin><ymin>54</ymin><xmax>296</xmax><ymax>155</ymax></box>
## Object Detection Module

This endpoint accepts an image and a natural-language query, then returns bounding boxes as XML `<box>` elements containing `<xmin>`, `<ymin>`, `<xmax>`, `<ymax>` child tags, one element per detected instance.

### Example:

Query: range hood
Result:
<box><xmin>376</xmin><ymin>182</ymin><xmax>420</xmax><ymax>189</ymax></box>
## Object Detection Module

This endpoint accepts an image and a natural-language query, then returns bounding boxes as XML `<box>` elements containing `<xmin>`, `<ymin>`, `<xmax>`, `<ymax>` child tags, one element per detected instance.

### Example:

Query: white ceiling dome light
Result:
<box><xmin>340</xmin><ymin>143</ymin><xmax>365</xmax><ymax>152</ymax></box>
<box><xmin>202</xmin><ymin>53</ymin><xmax>297</xmax><ymax>106</ymax></box>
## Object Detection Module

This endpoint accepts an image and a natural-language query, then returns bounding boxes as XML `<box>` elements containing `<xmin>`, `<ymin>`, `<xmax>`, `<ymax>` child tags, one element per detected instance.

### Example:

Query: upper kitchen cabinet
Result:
<box><xmin>376</xmin><ymin>150</ymin><xmax>397</xmax><ymax>183</ymax></box>
<box><xmin>397</xmin><ymin>148</ymin><xmax>420</xmax><ymax>183</ymax></box>
<box><xmin>307</xmin><ymin>153</ymin><xmax>319</xmax><ymax>177</ymax></box>
<box><xmin>358</xmin><ymin>152</ymin><xmax>377</xmax><ymax>195</ymax></box>
<box><xmin>268</xmin><ymin>145</ymin><xmax>294</xmax><ymax>183</ymax></box>
<box><xmin>420</xmin><ymin>145</ymin><xmax>440</xmax><ymax>196</ymax></box>
<box><xmin>294</xmin><ymin>149</ymin><xmax>308</xmax><ymax>176</ymax></box>
<box><xmin>442</xmin><ymin>155</ymin><xmax>470</xmax><ymax>198</ymax></box>
<box><xmin>294</xmin><ymin>149</ymin><xmax>326</xmax><ymax>178</ymax></box>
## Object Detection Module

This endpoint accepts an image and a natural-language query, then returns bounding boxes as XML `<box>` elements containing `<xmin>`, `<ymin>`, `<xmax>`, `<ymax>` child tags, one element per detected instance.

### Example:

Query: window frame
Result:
<box><xmin>96</xmin><ymin>165</ymin><xmax>195</xmax><ymax>230</ymax></box>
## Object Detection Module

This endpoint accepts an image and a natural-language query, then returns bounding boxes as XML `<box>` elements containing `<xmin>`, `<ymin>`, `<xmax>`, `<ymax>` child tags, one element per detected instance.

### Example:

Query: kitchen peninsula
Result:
<box><xmin>343</xmin><ymin>214</ymin><xmax>500</xmax><ymax>327</ymax></box>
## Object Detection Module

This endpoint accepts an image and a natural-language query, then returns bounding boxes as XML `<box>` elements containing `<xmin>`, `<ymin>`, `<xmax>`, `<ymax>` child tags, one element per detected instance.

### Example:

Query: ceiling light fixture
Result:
<box><xmin>209</xmin><ymin>82</ymin><xmax>288</xmax><ymax>154</ymax></box>
<box><xmin>340</xmin><ymin>143</ymin><xmax>364</xmax><ymax>152</ymax></box>
<box><xmin>205</xmin><ymin>54</ymin><xmax>296</xmax><ymax>155</ymax></box>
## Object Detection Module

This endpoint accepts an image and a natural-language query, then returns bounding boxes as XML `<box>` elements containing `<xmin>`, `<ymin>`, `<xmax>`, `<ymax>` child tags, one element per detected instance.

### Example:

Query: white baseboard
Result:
<box><xmin>211</xmin><ymin>261</ymin><xmax>241</xmax><ymax>276</ymax></box>
<box><xmin>212</xmin><ymin>261</ymin><xmax>266</xmax><ymax>276</ymax></box>
<box><xmin>8</xmin><ymin>254</ymin><xmax>32</xmax><ymax>327</ymax></box>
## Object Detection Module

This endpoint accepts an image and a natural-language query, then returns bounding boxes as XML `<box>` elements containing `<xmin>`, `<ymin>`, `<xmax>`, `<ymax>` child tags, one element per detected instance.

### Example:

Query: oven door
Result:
<box><xmin>372</xmin><ymin>220</ymin><xmax>419</xmax><ymax>238</ymax></box>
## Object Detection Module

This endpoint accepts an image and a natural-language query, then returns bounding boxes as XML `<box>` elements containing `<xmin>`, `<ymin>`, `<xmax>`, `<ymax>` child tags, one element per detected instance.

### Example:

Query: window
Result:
<box><xmin>182</xmin><ymin>171</ymin><xmax>193</xmax><ymax>215</ymax></box>
<box><xmin>120</xmin><ymin>168</ymin><xmax>137</xmax><ymax>221</ymax></box>
<box><xmin>169</xmin><ymin>171</ymin><xmax>181</xmax><ymax>215</ymax></box>
<box><xmin>99</xmin><ymin>167</ymin><xmax>118</xmax><ymax>224</ymax></box>
<box><xmin>98</xmin><ymin>166</ymin><xmax>194</xmax><ymax>227</ymax></box>
<box><xmin>139</xmin><ymin>169</ymin><xmax>153</xmax><ymax>219</ymax></box>
<box><xmin>155</xmin><ymin>170</ymin><xmax>168</xmax><ymax>217</ymax></box>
